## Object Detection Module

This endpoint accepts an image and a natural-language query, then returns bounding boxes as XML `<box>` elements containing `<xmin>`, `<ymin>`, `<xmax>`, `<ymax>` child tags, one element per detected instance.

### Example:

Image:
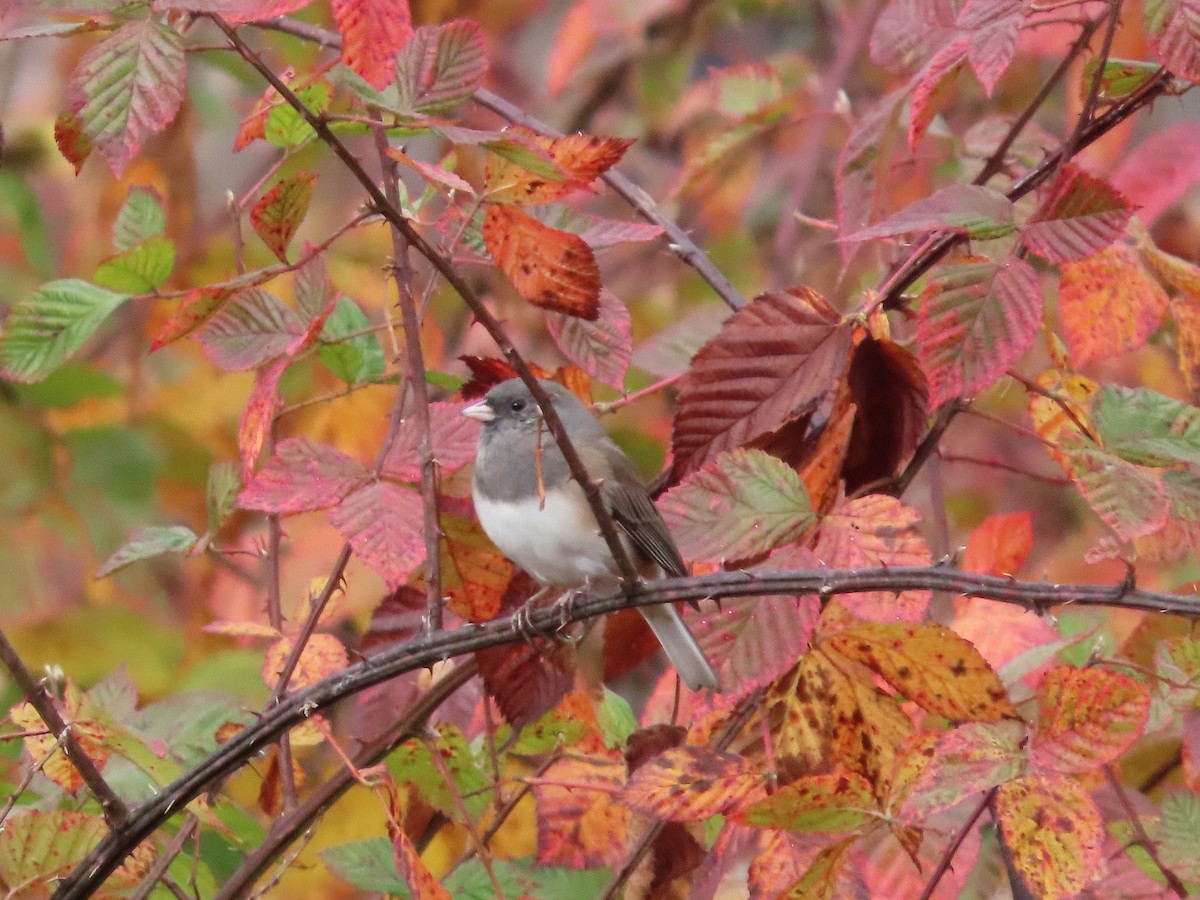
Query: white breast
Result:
<box><xmin>473</xmin><ymin>485</ymin><xmax>622</xmax><ymax>586</ymax></box>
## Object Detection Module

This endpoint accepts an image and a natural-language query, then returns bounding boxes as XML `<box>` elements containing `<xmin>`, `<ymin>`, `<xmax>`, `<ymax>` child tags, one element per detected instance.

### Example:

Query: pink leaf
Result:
<box><xmin>382</xmin><ymin>401</ymin><xmax>480</xmax><ymax>482</ymax></box>
<box><xmin>239</xmin><ymin>438</ymin><xmax>371</xmax><ymax>514</ymax></box>
<box><xmin>68</xmin><ymin>18</ymin><xmax>186</xmax><ymax>177</ymax></box>
<box><xmin>152</xmin><ymin>0</ymin><xmax>313</xmax><ymax>20</ymax></box>
<box><xmin>238</xmin><ymin>357</ymin><xmax>289</xmax><ymax>479</ymax></box>
<box><xmin>908</xmin><ymin>37</ymin><xmax>969</xmax><ymax>148</ymax></box>
<box><xmin>395</xmin><ymin>20</ymin><xmax>489</xmax><ymax>115</ymax></box>
<box><xmin>544</xmin><ymin>288</ymin><xmax>632</xmax><ymax>388</ymax></box>
<box><xmin>1023</xmin><ymin>166</ymin><xmax>1132</xmax><ymax>262</ymax></box>
<box><xmin>1144</xmin><ymin>0</ymin><xmax>1200</xmax><ymax>81</ymax></box>
<box><xmin>329</xmin><ymin>481</ymin><xmax>425</xmax><ymax>589</ymax></box>
<box><xmin>1111</xmin><ymin>121</ymin><xmax>1200</xmax><ymax>225</ymax></box>
<box><xmin>917</xmin><ymin>254</ymin><xmax>1042</xmax><ymax>406</ymax></box>
<box><xmin>332</xmin><ymin>0</ymin><xmax>414</xmax><ymax>89</ymax></box>
<box><xmin>959</xmin><ymin>0</ymin><xmax>1027</xmax><ymax>95</ymax></box>
<box><xmin>195</xmin><ymin>288</ymin><xmax>304</xmax><ymax>371</ymax></box>
<box><xmin>849</xmin><ymin>184</ymin><xmax>1014</xmax><ymax>242</ymax></box>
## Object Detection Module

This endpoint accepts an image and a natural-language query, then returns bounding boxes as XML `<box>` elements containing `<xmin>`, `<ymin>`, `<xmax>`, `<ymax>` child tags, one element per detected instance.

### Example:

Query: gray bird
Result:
<box><xmin>462</xmin><ymin>378</ymin><xmax>721</xmax><ymax>692</ymax></box>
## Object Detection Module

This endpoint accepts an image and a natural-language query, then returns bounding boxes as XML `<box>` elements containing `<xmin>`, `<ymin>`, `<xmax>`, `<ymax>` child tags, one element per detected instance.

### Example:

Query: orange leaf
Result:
<box><xmin>250</xmin><ymin>171</ymin><xmax>316</xmax><ymax>263</ymax></box>
<box><xmin>393</xmin><ymin>826</ymin><xmax>451</xmax><ymax>900</ymax></box>
<box><xmin>482</xmin><ymin>204</ymin><xmax>601</xmax><ymax>318</ymax></box>
<box><xmin>1059</xmin><ymin>245</ymin><xmax>1168</xmax><ymax>366</ymax></box>
<box><xmin>739</xmin><ymin>770</ymin><xmax>876</xmax><ymax>832</ymax></box>
<box><xmin>238</xmin><ymin>356</ymin><xmax>288</xmax><ymax>479</ymax></box>
<box><xmin>994</xmin><ymin>774</ymin><xmax>1105</xmax><ymax>898</ymax></box>
<box><xmin>484</xmin><ymin>128</ymin><xmax>634</xmax><ymax>204</ymax></box>
<box><xmin>824</xmin><ymin>621</ymin><xmax>1018</xmax><ymax>722</ymax></box>
<box><xmin>533</xmin><ymin>756</ymin><xmax>629</xmax><ymax>868</ymax></box>
<box><xmin>439</xmin><ymin>513</ymin><xmax>514</xmax><ymax>622</ymax></box>
<box><xmin>10</xmin><ymin>685</ymin><xmax>109</xmax><ymax>793</ymax></box>
<box><xmin>1171</xmin><ymin>295</ymin><xmax>1200</xmax><ymax>402</ymax></box>
<box><xmin>261</xmin><ymin>633</ymin><xmax>348</xmax><ymax>691</ymax></box>
<box><xmin>961</xmin><ymin>511</ymin><xmax>1033</xmax><ymax>575</ymax></box>
<box><xmin>1030</xmin><ymin>665</ymin><xmax>1150</xmax><ymax>774</ymax></box>
<box><xmin>952</xmin><ymin>599</ymin><xmax>1059</xmax><ymax>676</ymax></box>
<box><xmin>624</xmin><ymin>747</ymin><xmax>765</xmax><ymax>820</ymax></box>
<box><xmin>150</xmin><ymin>286</ymin><xmax>236</xmax><ymax>349</ymax></box>
<box><xmin>332</xmin><ymin>0</ymin><xmax>414</xmax><ymax>89</ymax></box>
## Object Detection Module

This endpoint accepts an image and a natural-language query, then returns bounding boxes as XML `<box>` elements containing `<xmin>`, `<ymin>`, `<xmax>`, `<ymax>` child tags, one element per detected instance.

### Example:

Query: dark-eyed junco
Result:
<box><xmin>462</xmin><ymin>378</ymin><xmax>720</xmax><ymax>692</ymax></box>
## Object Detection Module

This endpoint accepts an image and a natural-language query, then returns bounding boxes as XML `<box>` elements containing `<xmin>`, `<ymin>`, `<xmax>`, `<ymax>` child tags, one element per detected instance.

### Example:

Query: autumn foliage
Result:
<box><xmin>3</xmin><ymin>0</ymin><xmax>1200</xmax><ymax>897</ymax></box>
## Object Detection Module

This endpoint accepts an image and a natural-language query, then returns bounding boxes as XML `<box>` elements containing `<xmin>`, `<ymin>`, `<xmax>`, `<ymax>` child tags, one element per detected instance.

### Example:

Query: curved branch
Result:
<box><xmin>55</xmin><ymin>564</ymin><xmax>1200</xmax><ymax>896</ymax></box>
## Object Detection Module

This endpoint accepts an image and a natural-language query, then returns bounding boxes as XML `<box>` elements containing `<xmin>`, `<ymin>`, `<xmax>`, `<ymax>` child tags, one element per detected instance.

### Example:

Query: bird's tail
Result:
<box><xmin>638</xmin><ymin>603</ymin><xmax>721</xmax><ymax>692</ymax></box>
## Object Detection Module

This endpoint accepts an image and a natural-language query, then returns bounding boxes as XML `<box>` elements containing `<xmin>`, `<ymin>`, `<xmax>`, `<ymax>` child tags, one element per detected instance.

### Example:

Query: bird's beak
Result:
<box><xmin>461</xmin><ymin>399</ymin><xmax>494</xmax><ymax>423</ymax></box>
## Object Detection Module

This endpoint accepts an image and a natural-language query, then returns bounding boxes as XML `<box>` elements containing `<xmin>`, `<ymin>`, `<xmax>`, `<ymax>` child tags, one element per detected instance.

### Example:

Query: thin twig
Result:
<box><xmin>918</xmin><ymin>788</ymin><xmax>996</xmax><ymax>900</ymax></box>
<box><xmin>129</xmin><ymin>815</ymin><xmax>199</xmax><ymax>900</ymax></box>
<box><xmin>1102</xmin><ymin>764</ymin><xmax>1188</xmax><ymax>898</ymax></box>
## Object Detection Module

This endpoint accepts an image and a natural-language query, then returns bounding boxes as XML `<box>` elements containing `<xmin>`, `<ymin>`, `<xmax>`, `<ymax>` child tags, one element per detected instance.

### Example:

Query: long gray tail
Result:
<box><xmin>638</xmin><ymin>603</ymin><xmax>721</xmax><ymax>692</ymax></box>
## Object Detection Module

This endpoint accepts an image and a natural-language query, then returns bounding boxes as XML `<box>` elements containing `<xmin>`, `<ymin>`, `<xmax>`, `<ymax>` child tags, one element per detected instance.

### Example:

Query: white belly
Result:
<box><xmin>473</xmin><ymin>487</ymin><xmax>621</xmax><ymax>586</ymax></box>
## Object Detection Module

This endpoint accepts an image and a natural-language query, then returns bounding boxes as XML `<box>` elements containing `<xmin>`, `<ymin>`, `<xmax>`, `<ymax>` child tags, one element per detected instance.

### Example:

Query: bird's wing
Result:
<box><xmin>598</xmin><ymin>452</ymin><xmax>688</xmax><ymax>577</ymax></box>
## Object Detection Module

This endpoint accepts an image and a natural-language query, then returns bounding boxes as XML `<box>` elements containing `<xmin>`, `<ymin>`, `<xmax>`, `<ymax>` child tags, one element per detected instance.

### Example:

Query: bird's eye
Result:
<box><xmin>511</xmin><ymin>399</ymin><xmax>525</xmax><ymax>411</ymax></box>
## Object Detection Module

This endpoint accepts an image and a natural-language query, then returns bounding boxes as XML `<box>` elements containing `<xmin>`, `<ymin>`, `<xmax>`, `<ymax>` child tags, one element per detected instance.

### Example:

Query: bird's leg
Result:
<box><xmin>512</xmin><ymin>584</ymin><xmax>553</xmax><ymax>641</ymax></box>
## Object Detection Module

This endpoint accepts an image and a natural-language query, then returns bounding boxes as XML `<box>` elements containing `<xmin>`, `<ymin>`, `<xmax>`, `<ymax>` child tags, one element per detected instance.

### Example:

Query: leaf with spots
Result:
<box><xmin>1030</xmin><ymin>666</ymin><xmax>1150</xmax><ymax>774</ymax></box>
<box><xmin>250</xmin><ymin>172</ymin><xmax>316</xmax><ymax>264</ymax></box>
<box><xmin>739</xmin><ymin>770</ymin><xmax>877</xmax><ymax>833</ymax></box>
<box><xmin>898</xmin><ymin>721</ymin><xmax>1025</xmax><ymax>822</ymax></box>
<box><xmin>534</xmin><ymin>755</ymin><xmax>630</xmax><ymax>868</ymax></box>
<box><xmin>484</xmin><ymin>129</ymin><xmax>634</xmax><ymax>205</ymax></box>
<box><xmin>10</xmin><ymin>685</ymin><xmax>110</xmax><ymax>794</ymax></box>
<box><xmin>658</xmin><ymin>449</ymin><xmax>816</xmax><ymax>565</ymax></box>
<box><xmin>0</xmin><ymin>810</ymin><xmax>107</xmax><ymax>890</ymax></box>
<box><xmin>438</xmin><ymin>513</ymin><xmax>513</xmax><ymax>622</ymax></box>
<box><xmin>813</xmin><ymin>494</ymin><xmax>932</xmax><ymax>622</ymax></box>
<box><xmin>995</xmin><ymin>774</ymin><xmax>1105</xmax><ymax>898</ymax></box>
<box><xmin>261</xmin><ymin>633</ymin><xmax>348</xmax><ymax>692</ymax></box>
<box><xmin>1059</xmin><ymin>245</ymin><xmax>1168</xmax><ymax>366</ymax></box>
<box><xmin>393</xmin><ymin>826</ymin><xmax>450</xmax><ymax>900</ymax></box>
<box><xmin>671</xmin><ymin>287</ymin><xmax>853</xmax><ymax>481</ymax></box>
<box><xmin>482</xmin><ymin>204</ymin><xmax>601</xmax><ymax>319</ymax></box>
<box><xmin>916</xmin><ymin>254</ymin><xmax>1042</xmax><ymax>407</ymax></box>
<box><xmin>330</xmin><ymin>481</ymin><xmax>424</xmax><ymax>590</ymax></box>
<box><xmin>624</xmin><ymin>747</ymin><xmax>764</xmax><ymax>821</ymax></box>
<box><xmin>824</xmin><ymin>621</ymin><xmax>1018</xmax><ymax>722</ymax></box>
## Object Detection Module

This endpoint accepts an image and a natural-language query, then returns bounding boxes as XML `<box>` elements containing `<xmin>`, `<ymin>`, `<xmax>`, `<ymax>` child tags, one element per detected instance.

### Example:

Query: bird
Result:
<box><xmin>462</xmin><ymin>377</ymin><xmax>721</xmax><ymax>692</ymax></box>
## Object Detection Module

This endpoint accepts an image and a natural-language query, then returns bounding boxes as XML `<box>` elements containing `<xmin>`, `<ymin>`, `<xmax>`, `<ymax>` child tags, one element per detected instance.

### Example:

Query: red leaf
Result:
<box><xmin>1111</xmin><ymin>121</ymin><xmax>1200</xmax><ymax>225</ymax></box>
<box><xmin>382</xmin><ymin>401</ymin><xmax>480</xmax><ymax>482</ymax></box>
<box><xmin>250</xmin><ymin>172</ymin><xmax>317</xmax><ymax>264</ymax></box>
<box><xmin>482</xmin><ymin>204</ymin><xmax>601</xmax><ymax>319</ymax></box>
<box><xmin>849</xmin><ymin>184</ymin><xmax>1014</xmax><ymax>242</ymax></box>
<box><xmin>394</xmin><ymin>20</ymin><xmax>488</xmax><ymax>115</ymax></box>
<box><xmin>1023</xmin><ymin>166</ymin><xmax>1132</xmax><ymax>262</ymax></box>
<box><xmin>836</xmin><ymin>90</ymin><xmax>906</xmax><ymax>259</ymax></box>
<box><xmin>484</xmin><ymin>129</ymin><xmax>634</xmax><ymax>205</ymax></box>
<box><xmin>671</xmin><ymin>287</ymin><xmax>853</xmax><ymax>480</ymax></box>
<box><xmin>544</xmin><ymin>288</ymin><xmax>632</xmax><ymax>388</ymax></box>
<box><xmin>68</xmin><ymin>18</ymin><xmax>186</xmax><ymax>177</ymax></box>
<box><xmin>194</xmin><ymin>287</ymin><xmax>304</xmax><ymax>371</ymax></box>
<box><xmin>870</xmin><ymin>0</ymin><xmax>958</xmax><ymax>74</ymax></box>
<box><xmin>53</xmin><ymin>111</ymin><xmax>92</xmax><ymax>175</ymax></box>
<box><xmin>958</xmin><ymin>0</ymin><xmax>1027</xmax><ymax>95</ymax></box>
<box><xmin>151</xmin><ymin>286</ymin><xmax>236</xmax><ymax>349</ymax></box>
<box><xmin>1059</xmin><ymin>245</ymin><xmax>1168</xmax><ymax>366</ymax></box>
<box><xmin>238</xmin><ymin>357</ymin><xmax>289</xmax><ymax>478</ymax></box>
<box><xmin>477</xmin><ymin>629</ymin><xmax>573</xmax><ymax>730</ymax></box>
<box><xmin>329</xmin><ymin>481</ymin><xmax>424</xmax><ymax>589</ymax></box>
<box><xmin>239</xmin><ymin>438</ymin><xmax>371</xmax><ymax>514</ymax></box>
<box><xmin>152</xmin><ymin>0</ymin><xmax>312</xmax><ymax>20</ymax></box>
<box><xmin>1144</xmin><ymin>0</ymin><xmax>1200</xmax><ymax>81</ymax></box>
<box><xmin>961</xmin><ymin>511</ymin><xmax>1033</xmax><ymax>576</ymax></box>
<box><xmin>908</xmin><ymin>38</ymin><xmax>969</xmax><ymax>149</ymax></box>
<box><xmin>332</xmin><ymin>0</ymin><xmax>414</xmax><ymax>89</ymax></box>
<box><xmin>916</xmin><ymin>254</ymin><xmax>1041</xmax><ymax>406</ymax></box>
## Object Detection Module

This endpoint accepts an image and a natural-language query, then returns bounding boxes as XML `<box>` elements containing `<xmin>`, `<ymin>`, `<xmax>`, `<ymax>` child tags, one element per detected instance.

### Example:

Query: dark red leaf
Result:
<box><xmin>382</xmin><ymin>401</ymin><xmax>480</xmax><ymax>482</ymax></box>
<box><xmin>332</xmin><ymin>0</ymin><xmax>414</xmax><ymax>89</ymax></box>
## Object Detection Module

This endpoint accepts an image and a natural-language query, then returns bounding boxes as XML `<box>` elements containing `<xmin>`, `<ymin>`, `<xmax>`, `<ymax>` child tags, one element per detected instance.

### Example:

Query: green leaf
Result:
<box><xmin>1064</xmin><ymin>437</ymin><xmax>1169</xmax><ymax>541</ymax></box>
<box><xmin>322</xmin><ymin>838</ymin><xmax>409</xmax><ymax>895</ymax></box>
<box><xmin>113</xmin><ymin>184</ymin><xmax>166</xmax><ymax>251</ymax></box>
<box><xmin>1080</xmin><ymin>58</ymin><xmax>1163</xmax><ymax>102</ymax></box>
<box><xmin>96</xmin><ymin>525</ymin><xmax>198</xmax><ymax>578</ymax></box>
<box><xmin>68</xmin><ymin>17</ymin><xmax>186</xmax><ymax>176</ymax></box>
<box><xmin>1159</xmin><ymin>791</ymin><xmax>1200</xmax><ymax>883</ymax></box>
<box><xmin>206</xmin><ymin>461</ymin><xmax>241</xmax><ymax>534</ymax></box>
<box><xmin>0</xmin><ymin>279</ymin><xmax>129</xmax><ymax>383</ymax></box>
<box><xmin>12</xmin><ymin>361</ymin><xmax>123</xmax><ymax>408</ymax></box>
<box><xmin>0</xmin><ymin>171</ymin><xmax>55</xmax><ymax>278</ymax></box>
<box><xmin>319</xmin><ymin>296</ymin><xmax>386</xmax><ymax>384</ymax></box>
<box><xmin>741</xmin><ymin>771</ymin><xmax>876</xmax><ymax>832</ymax></box>
<box><xmin>93</xmin><ymin>236</ymin><xmax>175</xmax><ymax>292</ymax></box>
<box><xmin>659</xmin><ymin>448</ymin><xmax>815</xmax><ymax>563</ymax></box>
<box><xmin>264</xmin><ymin>81</ymin><xmax>332</xmax><ymax>148</ymax></box>
<box><xmin>0</xmin><ymin>810</ymin><xmax>106</xmax><ymax>887</ymax></box>
<box><xmin>597</xmin><ymin>688</ymin><xmax>637</xmax><ymax>748</ymax></box>
<box><xmin>1092</xmin><ymin>385</ymin><xmax>1200</xmax><ymax>467</ymax></box>
<box><xmin>387</xmin><ymin>725</ymin><xmax>491</xmax><ymax>819</ymax></box>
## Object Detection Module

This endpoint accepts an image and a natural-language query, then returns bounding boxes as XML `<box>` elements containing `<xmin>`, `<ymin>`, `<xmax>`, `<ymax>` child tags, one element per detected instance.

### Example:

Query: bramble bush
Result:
<box><xmin>2</xmin><ymin>0</ymin><xmax>1200</xmax><ymax>896</ymax></box>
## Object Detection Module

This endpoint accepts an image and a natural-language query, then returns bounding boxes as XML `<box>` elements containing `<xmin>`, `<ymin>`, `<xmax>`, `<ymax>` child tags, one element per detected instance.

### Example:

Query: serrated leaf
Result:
<box><xmin>68</xmin><ymin>17</ymin><xmax>185</xmax><ymax>176</ymax></box>
<box><xmin>482</xmin><ymin>204</ymin><xmax>600</xmax><ymax>319</ymax></box>
<box><xmin>1059</xmin><ymin>245</ymin><xmax>1168</xmax><ymax>366</ymax></box>
<box><xmin>238</xmin><ymin>356</ymin><xmax>288</xmax><ymax>478</ymax></box>
<box><xmin>0</xmin><ymin>810</ymin><xmax>107</xmax><ymax>888</ymax></box>
<box><xmin>262</xmin><ymin>633</ymin><xmax>347</xmax><ymax>691</ymax></box>
<box><xmin>671</xmin><ymin>287</ymin><xmax>853</xmax><ymax>480</ymax></box>
<box><xmin>264</xmin><ymin>81</ymin><xmax>331</xmax><ymax>148</ymax></box>
<box><xmin>1092</xmin><ymin>384</ymin><xmax>1200</xmax><ymax>467</ymax></box>
<box><xmin>113</xmin><ymin>184</ymin><xmax>165</xmax><ymax>251</ymax></box>
<box><xmin>1144</xmin><ymin>0</ymin><xmax>1200</xmax><ymax>81</ymax></box>
<box><xmin>95</xmin><ymin>525</ymin><xmax>198</xmax><ymax>578</ymax></box>
<box><xmin>484</xmin><ymin>128</ymin><xmax>634</xmax><ymax>205</ymax></box>
<box><xmin>333</xmin><ymin>0</ymin><xmax>413</xmax><ymax>89</ymax></box>
<box><xmin>625</xmin><ymin>747</ymin><xmax>763</xmax><ymax>821</ymax></box>
<box><xmin>151</xmin><ymin>286</ymin><xmax>235</xmax><ymax>349</ymax></box>
<box><xmin>383</xmin><ymin>401</ymin><xmax>479</xmax><ymax>482</ymax></box>
<box><xmin>1080</xmin><ymin>57</ymin><xmax>1164</xmax><ymax>102</ymax></box>
<box><xmin>394</xmin><ymin>20</ymin><xmax>488</xmax><ymax>115</ymax></box>
<box><xmin>93</xmin><ymin>236</ymin><xmax>175</xmax><ymax>292</ymax></box>
<box><xmin>917</xmin><ymin>254</ymin><xmax>1041</xmax><ymax>406</ymax></box>
<box><xmin>899</xmin><ymin>721</ymin><xmax>1024</xmax><ymax>821</ymax></box>
<box><xmin>850</xmin><ymin>184</ymin><xmax>1014</xmax><ymax>241</ymax></box>
<box><xmin>330</xmin><ymin>480</ymin><xmax>424</xmax><ymax>589</ymax></box>
<box><xmin>533</xmin><ymin>755</ymin><xmax>629</xmax><ymax>868</ymax></box>
<box><xmin>194</xmin><ymin>287</ymin><xmax>304</xmax><ymax>371</ymax></box>
<box><xmin>151</xmin><ymin>0</ymin><xmax>311</xmax><ymax>19</ymax></box>
<box><xmin>740</xmin><ymin>771</ymin><xmax>876</xmax><ymax>833</ymax></box>
<box><xmin>995</xmin><ymin>775</ymin><xmax>1105</xmax><ymax>898</ymax></box>
<box><xmin>825</xmin><ymin>621</ymin><xmax>1018</xmax><ymax>722</ymax></box>
<box><xmin>322</xmin><ymin>838</ymin><xmax>408</xmax><ymax>894</ymax></box>
<box><xmin>959</xmin><ymin>0</ymin><xmax>1026</xmax><ymax>95</ymax></box>
<box><xmin>659</xmin><ymin>449</ymin><xmax>815</xmax><ymax>564</ymax></box>
<box><xmin>251</xmin><ymin>172</ymin><xmax>316</xmax><ymax>264</ymax></box>
<box><xmin>1030</xmin><ymin>666</ymin><xmax>1150</xmax><ymax>774</ymax></box>
<box><xmin>544</xmin><ymin>288</ymin><xmax>631</xmax><ymax>387</ymax></box>
<box><xmin>239</xmin><ymin>437</ymin><xmax>371</xmax><ymax>514</ymax></box>
<box><xmin>1062</xmin><ymin>437</ymin><xmax>1170</xmax><ymax>541</ymax></box>
<box><xmin>1159</xmin><ymin>792</ymin><xmax>1200</xmax><ymax>882</ymax></box>
<box><xmin>318</xmin><ymin>296</ymin><xmax>386</xmax><ymax>384</ymax></box>
<box><xmin>389</xmin><ymin>726</ymin><xmax>491</xmax><ymax>820</ymax></box>
<box><xmin>1024</xmin><ymin>167</ymin><xmax>1131</xmax><ymax>262</ymax></box>
<box><xmin>0</xmin><ymin>279</ymin><xmax>128</xmax><ymax>383</ymax></box>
